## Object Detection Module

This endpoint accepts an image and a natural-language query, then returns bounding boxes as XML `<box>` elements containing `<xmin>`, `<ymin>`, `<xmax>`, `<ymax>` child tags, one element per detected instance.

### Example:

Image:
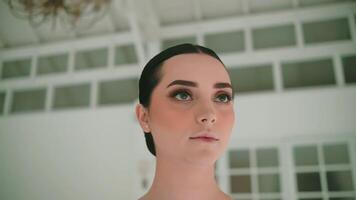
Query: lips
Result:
<box><xmin>189</xmin><ymin>132</ymin><xmax>219</xmax><ymax>141</ymax></box>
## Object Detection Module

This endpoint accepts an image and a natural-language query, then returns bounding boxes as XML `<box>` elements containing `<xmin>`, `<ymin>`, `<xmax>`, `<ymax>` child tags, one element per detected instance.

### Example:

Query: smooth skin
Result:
<box><xmin>136</xmin><ymin>53</ymin><xmax>235</xmax><ymax>200</ymax></box>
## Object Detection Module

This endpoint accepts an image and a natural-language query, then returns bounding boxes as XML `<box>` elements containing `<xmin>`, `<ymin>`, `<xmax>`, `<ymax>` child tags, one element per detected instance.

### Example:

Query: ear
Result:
<box><xmin>135</xmin><ymin>104</ymin><xmax>151</xmax><ymax>132</ymax></box>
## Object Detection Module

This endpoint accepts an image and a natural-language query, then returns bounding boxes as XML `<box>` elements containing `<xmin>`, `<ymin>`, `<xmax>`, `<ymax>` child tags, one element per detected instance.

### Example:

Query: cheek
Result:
<box><xmin>149</xmin><ymin>99</ymin><xmax>191</xmax><ymax>136</ymax></box>
<box><xmin>218</xmin><ymin>108</ymin><xmax>235</xmax><ymax>136</ymax></box>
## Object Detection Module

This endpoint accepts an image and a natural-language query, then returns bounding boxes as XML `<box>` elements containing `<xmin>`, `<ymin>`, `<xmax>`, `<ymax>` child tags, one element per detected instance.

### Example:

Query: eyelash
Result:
<box><xmin>169</xmin><ymin>89</ymin><xmax>233</xmax><ymax>104</ymax></box>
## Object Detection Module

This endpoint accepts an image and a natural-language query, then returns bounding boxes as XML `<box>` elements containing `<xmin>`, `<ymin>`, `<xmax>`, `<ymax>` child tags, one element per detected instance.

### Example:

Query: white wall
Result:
<box><xmin>0</xmin><ymin>106</ymin><xmax>136</xmax><ymax>200</ymax></box>
<box><xmin>1</xmin><ymin>2</ymin><xmax>355</xmax><ymax>199</ymax></box>
<box><xmin>233</xmin><ymin>86</ymin><xmax>356</xmax><ymax>141</ymax></box>
<box><xmin>2</xmin><ymin>85</ymin><xmax>355</xmax><ymax>200</ymax></box>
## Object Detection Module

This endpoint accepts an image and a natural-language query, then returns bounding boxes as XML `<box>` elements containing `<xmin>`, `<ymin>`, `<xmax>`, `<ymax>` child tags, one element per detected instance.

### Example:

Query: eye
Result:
<box><xmin>215</xmin><ymin>93</ymin><xmax>232</xmax><ymax>103</ymax></box>
<box><xmin>171</xmin><ymin>90</ymin><xmax>192</xmax><ymax>101</ymax></box>
<box><xmin>169</xmin><ymin>89</ymin><xmax>233</xmax><ymax>103</ymax></box>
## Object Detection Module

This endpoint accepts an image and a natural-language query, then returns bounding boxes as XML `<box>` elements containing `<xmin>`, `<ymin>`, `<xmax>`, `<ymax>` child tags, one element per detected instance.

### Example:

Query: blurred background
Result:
<box><xmin>0</xmin><ymin>0</ymin><xmax>355</xmax><ymax>199</ymax></box>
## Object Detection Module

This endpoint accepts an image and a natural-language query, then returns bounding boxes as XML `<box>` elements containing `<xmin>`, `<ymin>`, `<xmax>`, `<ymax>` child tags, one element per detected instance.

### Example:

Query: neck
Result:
<box><xmin>144</xmin><ymin>156</ymin><xmax>225</xmax><ymax>200</ymax></box>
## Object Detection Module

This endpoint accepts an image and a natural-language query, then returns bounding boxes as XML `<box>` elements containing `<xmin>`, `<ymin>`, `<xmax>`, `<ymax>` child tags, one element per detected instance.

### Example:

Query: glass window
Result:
<box><xmin>282</xmin><ymin>58</ymin><xmax>335</xmax><ymax>89</ymax></box>
<box><xmin>258</xmin><ymin>173</ymin><xmax>280</xmax><ymax>193</ymax></box>
<box><xmin>229</xmin><ymin>149</ymin><xmax>250</xmax><ymax>168</ymax></box>
<box><xmin>1</xmin><ymin>58</ymin><xmax>31</xmax><ymax>79</ymax></box>
<box><xmin>299</xmin><ymin>199</ymin><xmax>322</xmax><ymax>200</ymax></box>
<box><xmin>230</xmin><ymin>175</ymin><xmax>252</xmax><ymax>193</ymax></box>
<box><xmin>75</xmin><ymin>48</ymin><xmax>108</xmax><ymax>70</ymax></box>
<box><xmin>296</xmin><ymin>172</ymin><xmax>322</xmax><ymax>192</ymax></box>
<box><xmin>228</xmin><ymin>147</ymin><xmax>281</xmax><ymax>198</ymax></box>
<box><xmin>302</xmin><ymin>18</ymin><xmax>351</xmax><ymax>44</ymax></box>
<box><xmin>204</xmin><ymin>30</ymin><xmax>245</xmax><ymax>53</ymax></box>
<box><xmin>294</xmin><ymin>145</ymin><xmax>319</xmax><ymax>166</ymax></box>
<box><xmin>53</xmin><ymin>83</ymin><xmax>90</xmax><ymax>109</ymax></box>
<box><xmin>11</xmin><ymin>88</ymin><xmax>46</xmax><ymax>113</ymax></box>
<box><xmin>228</xmin><ymin>64</ymin><xmax>274</xmax><ymax>94</ymax></box>
<box><xmin>249</xmin><ymin>0</ymin><xmax>293</xmax><ymax>13</ymax></box>
<box><xmin>342</xmin><ymin>55</ymin><xmax>356</xmax><ymax>84</ymax></box>
<box><xmin>115</xmin><ymin>44</ymin><xmax>138</xmax><ymax>65</ymax></box>
<box><xmin>37</xmin><ymin>53</ymin><xmax>68</xmax><ymax>75</ymax></box>
<box><xmin>252</xmin><ymin>24</ymin><xmax>296</xmax><ymax>50</ymax></box>
<box><xmin>323</xmin><ymin>143</ymin><xmax>349</xmax><ymax>164</ymax></box>
<box><xmin>299</xmin><ymin>0</ymin><xmax>351</xmax><ymax>7</ymax></box>
<box><xmin>326</xmin><ymin>171</ymin><xmax>354</xmax><ymax>191</ymax></box>
<box><xmin>257</xmin><ymin>148</ymin><xmax>279</xmax><ymax>167</ymax></box>
<box><xmin>0</xmin><ymin>92</ymin><xmax>5</xmax><ymax>114</ymax></box>
<box><xmin>98</xmin><ymin>78</ymin><xmax>138</xmax><ymax>105</ymax></box>
<box><xmin>200</xmin><ymin>0</ymin><xmax>244</xmax><ymax>20</ymax></box>
<box><xmin>294</xmin><ymin>142</ymin><xmax>355</xmax><ymax>200</ymax></box>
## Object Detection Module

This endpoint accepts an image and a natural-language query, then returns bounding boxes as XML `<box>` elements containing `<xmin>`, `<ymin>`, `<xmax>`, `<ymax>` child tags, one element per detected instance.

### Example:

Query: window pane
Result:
<box><xmin>1</xmin><ymin>58</ymin><xmax>31</xmax><ymax>79</ymax></box>
<box><xmin>299</xmin><ymin>199</ymin><xmax>322</xmax><ymax>200</ymax></box>
<box><xmin>303</xmin><ymin>18</ymin><xmax>351</xmax><ymax>44</ymax></box>
<box><xmin>228</xmin><ymin>65</ymin><xmax>274</xmax><ymax>94</ymax></box>
<box><xmin>75</xmin><ymin>48</ymin><xmax>108</xmax><ymax>70</ymax></box>
<box><xmin>53</xmin><ymin>84</ymin><xmax>90</xmax><ymax>109</ymax></box>
<box><xmin>229</xmin><ymin>149</ymin><xmax>250</xmax><ymax>168</ymax></box>
<box><xmin>98</xmin><ymin>78</ymin><xmax>138</xmax><ymax>105</ymax></box>
<box><xmin>342</xmin><ymin>55</ymin><xmax>356</xmax><ymax>84</ymax></box>
<box><xmin>323</xmin><ymin>143</ymin><xmax>349</xmax><ymax>164</ymax></box>
<box><xmin>230</xmin><ymin>175</ymin><xmax>252</xmax><ymax>193</ymax></box>
<box><xmin>0</xmin><ymin>92</ymin><xmax>5</xmax><ymax>114</ymax></box>
<box><xmin>201</xmin><ymin>0</ymin><xmax>244</xmax><ymax>20</ymax></box>
<box><xmin>296</xmin><ymin>172</ymin><xmax>322</xmax><ymax>192</ymax></box>
<box><xmin>162</xmin><ymin>36</ymin><xmax>197</xmax><ymax>50</ymax></box>
<box><xmin>249</xmin><ymin>0</ymin><xmax>293</xmax><ymax>13</ymax></box>
<box><xmin>258</xmin><ymin>173</ymin><xmax>280</xmax><ymax>193</ymax></box>
<box><xmin>205</xmin><ymin>31</ymin><xmax>245</xmax><ymax>53</ymax></box>
<box><xmin>37</xmin><ymin>53</ymin><xmax>68</xmax><ymax>75</ymax></box>
<box><xmin>294</xmin><ymin>146</ymin><xmax>318</xmax><ymax>166</ymax></box>
<box><xmin>282</xmin><ymin>58</ymin><xmax>335</xmax><ymax>89</ymax></box>
<box><xmin>11</xmin><ymin>88</ymin><xmax>46</xmax><ymax>113</ymax></box>
<box><xmin>299</xmin><ymin>0</ymin><xmax>351</xmax><ymax>7</ymax></box>
<box><xmin>260</xmin><ymin>199</ymin><xmax>280</xmax><ymax>200</ymax></box>
<box><xmin>327</xmin><ymin>171</ymin><xmax>354</xmax><ymax>191</ymax></box>
<box><xmin>115</xmin><ymin>44</ymin><xmax>138</xmax><ymax>65</ymax></box>
<box><xmin>252</xmin><ymin>24</ymin><xmax>296</xmax><ymax>50</ymax></box>
<box><xmin>257</xmin><ymin>148</ymin><xmax>279</xmax><ymax>167</ymax></box>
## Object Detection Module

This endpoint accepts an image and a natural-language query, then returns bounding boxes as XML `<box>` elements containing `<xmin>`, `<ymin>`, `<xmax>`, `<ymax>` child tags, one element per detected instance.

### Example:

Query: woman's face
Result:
<box><xmin>138</xmin><ymin>53</ymin><xmax>235</xmax><ymax>165</ymax></box>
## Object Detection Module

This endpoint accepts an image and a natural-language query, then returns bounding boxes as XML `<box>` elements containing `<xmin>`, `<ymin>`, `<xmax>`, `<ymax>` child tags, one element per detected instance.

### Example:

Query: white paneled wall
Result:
<box><xmin>0</xmin><ymin>1</ymin><xmax>356</xmax><ymax>200</ymax></box>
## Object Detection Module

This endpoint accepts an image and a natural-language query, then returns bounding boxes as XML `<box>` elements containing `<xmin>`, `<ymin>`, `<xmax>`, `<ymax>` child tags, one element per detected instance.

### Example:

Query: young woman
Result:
<box><xmin>135</xmin><ymin>43</ymin><xmax>235</xmax><ymax>200</ymax></box>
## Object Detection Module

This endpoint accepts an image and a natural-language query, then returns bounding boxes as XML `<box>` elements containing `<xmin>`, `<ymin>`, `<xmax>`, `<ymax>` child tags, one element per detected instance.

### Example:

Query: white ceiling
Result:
<box><xmin>0</xmin><ymin>0</ymin><xmax>352</xmax><ymax>50</ymax></box>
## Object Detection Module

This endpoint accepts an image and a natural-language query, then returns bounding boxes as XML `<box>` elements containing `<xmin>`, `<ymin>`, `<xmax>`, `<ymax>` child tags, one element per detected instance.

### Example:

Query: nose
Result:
<box><xmin>196</xmin><ymin>103</ymin><xmax>217</xmax><ymax>127</ymax></box>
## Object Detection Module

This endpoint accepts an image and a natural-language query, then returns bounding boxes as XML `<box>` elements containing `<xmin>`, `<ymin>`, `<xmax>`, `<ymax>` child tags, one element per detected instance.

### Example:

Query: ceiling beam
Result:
<box><xmin>241</xmin><ymin>0</ymin><xmax>250</xmax><ymax>15</ymax></box>
<box><xmin>139</xmin><ymin>0</ymin><xmax>160</xmax><ymax>42</ymax></box>
<box><xmin>193</xmin><ymin>0</ymin><xmax>202</xmax><ymax>21</ymax></box>
<box><xmin>27</xmin><ymin>23</ymin><xmax>42</xmax><ymax>44</ymax></box>
<box><xmin>127</xmin><ymin>0</ymin><xmax>146</xmax><ymax>66</ymax></box>
<box><xmin>107</xmin><ymin>9</ymin><xmax>118</xmax><ymax>32</ymax></box>
<box><xmin>109</xmin><ymin>0</ymin><xmax>131</xmax><ymax>32</ymax></box>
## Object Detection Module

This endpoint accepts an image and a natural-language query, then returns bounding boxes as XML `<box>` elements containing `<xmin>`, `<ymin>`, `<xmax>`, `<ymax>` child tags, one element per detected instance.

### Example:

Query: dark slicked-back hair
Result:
<box><xmin>138</xmin><ymin>43</ymin><xmax>225</xmax><ymax>156</ymax></box>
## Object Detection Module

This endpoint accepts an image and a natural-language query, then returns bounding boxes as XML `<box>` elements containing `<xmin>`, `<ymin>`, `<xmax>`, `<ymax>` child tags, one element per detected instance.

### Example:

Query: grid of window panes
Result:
<box><xmin>293</xmin><ymin>142</ymin><xmax>355</xmax><ymax>200</ymax></box>
<box><xmin>228</xmin><ymin>147</ymin><xmax>282</xmax><ymax>200</ymax></box>
<box><xmin>0</xmin><ymin>44</ymin><xmax>137</xmax><ymax>80</ymax></box>
<box><xmin>1</xmin><ymin>4</ymin><xmax>356</xmax><ymax>116</ymax></box>
<box><xmin>0</xmin><ymin>43</ymin><xmax>139</xmax><ymax>115</ymax></box>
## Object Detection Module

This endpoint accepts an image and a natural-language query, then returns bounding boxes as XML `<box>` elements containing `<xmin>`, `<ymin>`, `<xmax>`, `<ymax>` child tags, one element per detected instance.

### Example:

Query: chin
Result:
<box><xmin>184</xmin><ymin>149</ymin><xmax>221</xmax><ymax>166</ymax></box>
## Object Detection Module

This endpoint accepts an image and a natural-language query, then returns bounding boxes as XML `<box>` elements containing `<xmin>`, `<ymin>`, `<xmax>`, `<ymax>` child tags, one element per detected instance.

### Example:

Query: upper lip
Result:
<box><xmin>189</xmin><ymin>131</ymin><xmax>219</xmax><ymax>140</ymax></box>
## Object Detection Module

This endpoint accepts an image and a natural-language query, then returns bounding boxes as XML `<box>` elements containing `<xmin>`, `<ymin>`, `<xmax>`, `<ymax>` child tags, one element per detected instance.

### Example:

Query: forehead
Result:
<box><xmin>160</xmin><ymin>53</ymin><xmax>230</xmax><ymax>84</ymax></box>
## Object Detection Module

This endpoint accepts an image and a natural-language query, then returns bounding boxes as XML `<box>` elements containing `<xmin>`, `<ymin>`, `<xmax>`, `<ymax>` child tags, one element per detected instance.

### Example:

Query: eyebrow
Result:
<box><xmin>166</xmin><ymin>79</ymin><xmax>233</xmax><ymax>90</ymax></box>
